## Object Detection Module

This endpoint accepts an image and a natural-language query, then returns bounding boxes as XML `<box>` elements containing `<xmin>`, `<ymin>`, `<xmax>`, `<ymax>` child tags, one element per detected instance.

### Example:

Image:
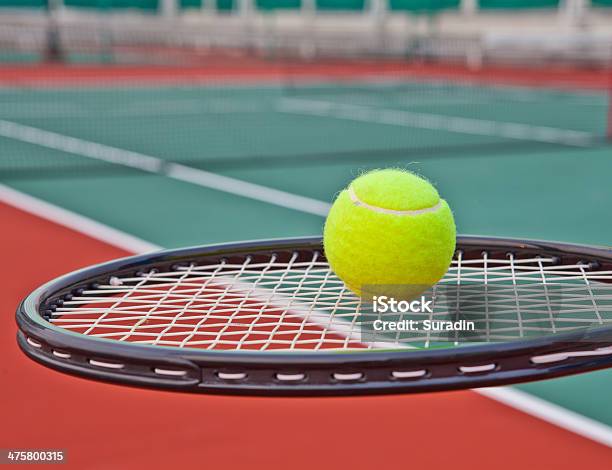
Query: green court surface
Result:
<box><xmin>1</xmin><ymin>80</ymin><xmax>611</xmax><ymax>425</ymax></box>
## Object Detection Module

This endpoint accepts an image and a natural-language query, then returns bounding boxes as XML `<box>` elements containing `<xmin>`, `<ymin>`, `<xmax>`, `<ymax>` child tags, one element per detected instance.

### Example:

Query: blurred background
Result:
<box><xmin>0</xmin><ymin>0</ymin><xmax>610</xmax><ymax>186</ymax></box>
<box><xmin>1</xmin><ymin>0</ymin><xmax>612</xmax><ymax>67</ymax></box>
<box><xmin>1</xmin><ymin>1</ymin><xmax>612</xmax><ymax>468</ymax></box>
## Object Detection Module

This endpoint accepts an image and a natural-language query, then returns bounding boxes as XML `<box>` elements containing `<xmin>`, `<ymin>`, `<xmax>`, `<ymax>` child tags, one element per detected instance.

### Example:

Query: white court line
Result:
<box><xmin>0</xmin><ymin>183</ymin><xmax>160</xmax><ymax>254</ymax></box>
<box><xmin>213</xmin><ymin>276</ymin><xmax>402</xmax><ymax>351</ymax></box>
<box><xmin>306</xmin><ymin>90</ymin><xmax>606</xmax><ymax>108</ymax></box>
<box><xmin>0</xmin><ymin>119</ymin><xmax>331</xmax><ymax>217</ymax></box>
<box><xmin>479</xmin><ymin>387</ymin><xmax>612</xmax><ymax>448</ymax></box>
<box><xmin>1</xmin><ymin>184</ymin><xmax>611</xmax><ymax>448</ymax></box>
<box><xmin>278</xmin><ymin>98</ymin><xmax>595</xmax><ymax>147</ymax></box>
<box><xmin>285</xmin><ymin>77</ymin><xmax>608</xmax><ymax>101</ymax></box>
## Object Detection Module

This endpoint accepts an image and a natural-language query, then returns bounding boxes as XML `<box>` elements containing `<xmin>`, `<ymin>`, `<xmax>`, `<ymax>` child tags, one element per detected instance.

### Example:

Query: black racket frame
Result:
<box><xmin>16</xmin><ymin>236</ymin><xmax>612</xmax><ymax>396</ymax></box>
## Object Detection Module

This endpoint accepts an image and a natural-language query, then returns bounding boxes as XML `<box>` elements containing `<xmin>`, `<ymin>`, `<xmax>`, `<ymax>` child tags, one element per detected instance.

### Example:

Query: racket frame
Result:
<box><xmin>16</xmin><ymin>236</ymin><xmax>612</xmax><ymax>396</ymax></box>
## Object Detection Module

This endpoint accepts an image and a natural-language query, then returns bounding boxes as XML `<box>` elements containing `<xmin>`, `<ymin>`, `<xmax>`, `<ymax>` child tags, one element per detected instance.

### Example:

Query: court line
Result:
<box><xmin>282</xmin><ymin>77</ymin><xmax>608</xmax><ymax>100</ymax></box>
<box><xmin>213</xmin><ymin>276</ymin><xmax>401</xmax><ymax>351</ymax></box>
<box><xmin>278</xmin><ymin>98</ymin><xmax>595</xmax><ymax>147</ymax></box>
<box><xmin>0</xmin><ymin>183</ymin><xmax>160</xmax><ymax>254</ymax></box>
<box><xmin>0</xmin><ymin>119</ymin><xmax>331</xmax><ymax>217</ymax></box>
<box><xmin>479</xmin><ymin>387</ymin><xmax>612</xmax><ymax>447</ymax></box>
<box><xmin>1</xmin><ymin>183</ymin><xmax>611</xmax><ymax>448</ymax></box>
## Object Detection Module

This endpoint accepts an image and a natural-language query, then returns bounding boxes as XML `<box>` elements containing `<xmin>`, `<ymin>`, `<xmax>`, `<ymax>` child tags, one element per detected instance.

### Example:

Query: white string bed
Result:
<box><xmin>50</xmin><ymin>251</ymin><xmax>612</xmax><ymax>351</ymax></box>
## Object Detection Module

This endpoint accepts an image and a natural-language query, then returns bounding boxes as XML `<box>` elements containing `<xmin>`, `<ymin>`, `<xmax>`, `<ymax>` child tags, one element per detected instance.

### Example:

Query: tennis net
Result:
<box><xmin>0</xmin><ymin>8</ymin><xmax>611</xmax><ymax>180</ymax></box>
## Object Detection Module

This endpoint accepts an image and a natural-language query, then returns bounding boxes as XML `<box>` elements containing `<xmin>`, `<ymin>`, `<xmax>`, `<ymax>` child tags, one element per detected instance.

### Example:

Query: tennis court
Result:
<box><xmin>1</xmin><ymin>7</ymin><xmax>612</xmax><ymax>462</ymax></box>
<box><xmin>1</xmin><ymin>63</ymin><xmax>610</xmax><ymax>250</ymax></box>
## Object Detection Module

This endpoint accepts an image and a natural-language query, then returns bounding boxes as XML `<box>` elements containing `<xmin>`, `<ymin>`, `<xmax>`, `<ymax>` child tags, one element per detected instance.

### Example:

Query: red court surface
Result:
<box><xmin>2</xmin><ymin>200</ymin><xmax>611</xmax><ymax>469</ymax></box>
<box><xmin>1</xmin><ymin>62</ymin><xmax>610</xmax><ymax>90</ymax></box>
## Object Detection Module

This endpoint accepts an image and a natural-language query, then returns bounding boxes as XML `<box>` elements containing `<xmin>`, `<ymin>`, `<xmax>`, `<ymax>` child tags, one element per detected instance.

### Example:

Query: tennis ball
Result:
<box><xmin>323</xmin><ymin>169</ymin><xmax>456</xmax><ymax>299</ymax></box>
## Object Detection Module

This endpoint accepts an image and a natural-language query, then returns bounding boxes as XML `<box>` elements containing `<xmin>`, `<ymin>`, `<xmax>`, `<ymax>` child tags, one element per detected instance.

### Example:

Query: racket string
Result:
<box><xmin>508</xmin><ymin>253</ymin><xmax>525</xmax><ymax>340</ymax></box>
<box><xmin>50</xmin><ymin>251</ymin><xmax>612</xmax><ymax>351</ymax></box>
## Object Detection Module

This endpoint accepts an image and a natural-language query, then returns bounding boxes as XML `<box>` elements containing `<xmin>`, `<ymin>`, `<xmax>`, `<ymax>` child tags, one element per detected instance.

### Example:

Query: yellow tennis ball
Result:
<box><xmin>323</xmin><ymin>169</ymin><xmax>456</xmax><ymax>299</ymax></box>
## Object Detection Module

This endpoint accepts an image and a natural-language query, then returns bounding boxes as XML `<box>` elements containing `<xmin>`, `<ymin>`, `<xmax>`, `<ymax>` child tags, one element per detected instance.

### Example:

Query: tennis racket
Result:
<box><xmin>16</xmin><ymin>236</ymin><xmax>612</xmax><ymax>395</ymax></box>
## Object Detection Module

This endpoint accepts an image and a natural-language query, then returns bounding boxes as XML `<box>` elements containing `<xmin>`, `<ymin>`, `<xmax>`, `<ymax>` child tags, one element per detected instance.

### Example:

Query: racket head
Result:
<box><xmin>16</xmin><ymin>236</ymin><xmax>612</xmax><ymax>395</ymax></box>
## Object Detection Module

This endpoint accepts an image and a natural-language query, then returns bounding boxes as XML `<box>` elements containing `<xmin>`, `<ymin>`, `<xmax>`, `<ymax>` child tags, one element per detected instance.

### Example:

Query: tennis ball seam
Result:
<box><xmin>348</xmin><ymin>185</ymin><xmax>442</xmax><ymax>216</ymax></box>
